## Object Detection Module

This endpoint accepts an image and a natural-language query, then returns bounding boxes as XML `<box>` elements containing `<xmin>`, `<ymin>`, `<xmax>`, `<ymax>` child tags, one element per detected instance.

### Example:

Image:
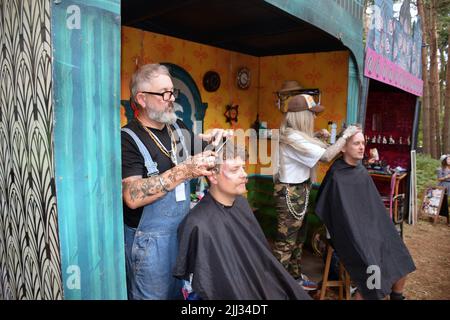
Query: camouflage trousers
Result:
<box><xmin>272</xmin><ymin>181</ymin><xmax>311</xmax><ymax>279</ymax></box>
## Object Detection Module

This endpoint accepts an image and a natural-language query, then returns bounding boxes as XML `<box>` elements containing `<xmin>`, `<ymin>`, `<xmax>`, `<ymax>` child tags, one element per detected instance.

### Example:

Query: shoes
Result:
<box><xmin>298</xmin><ymin>274</ymin><xmax>318</xmax><ymax>291</ymax></box>
<box><xmin>350</xmin><ymin>285</ymin><xmax>358</xmax><ymax>296</ymax></box>
<box><xmin>390</xmin><ymin>291</ymin><xmax>406</xmax><ymax>300</ymax></box>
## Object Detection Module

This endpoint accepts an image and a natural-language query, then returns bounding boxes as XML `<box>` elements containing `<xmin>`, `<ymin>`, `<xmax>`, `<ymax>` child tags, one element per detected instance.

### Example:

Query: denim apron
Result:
<box><xmin>122</xmin><ymin>124</ymin><xmax>190</xmax><ymax>300</ymax></box>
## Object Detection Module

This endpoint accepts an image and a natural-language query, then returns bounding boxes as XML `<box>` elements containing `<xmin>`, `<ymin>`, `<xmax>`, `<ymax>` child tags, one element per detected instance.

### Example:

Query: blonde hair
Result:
<box><xmin>279</xmin><ymin>111</ymin><xmax>327</xmax><ymax>148</ymax></box>
<box><xmin>129</xmin><ymin>64</ymin><xmax>171</xmax><ymax>102</ymax></box>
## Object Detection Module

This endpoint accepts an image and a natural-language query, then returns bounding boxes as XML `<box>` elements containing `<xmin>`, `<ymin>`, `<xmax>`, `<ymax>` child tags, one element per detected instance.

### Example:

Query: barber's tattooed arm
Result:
<box><xmin>122</xmin><ymin>175</ymin><xmax>166</xmax><ymax>209</ymax></box>
<box><xmin>320</xmin><ymin>125</ymin><xmax>361</xmax><ymax>163</ymax></box>
<box><xmin>122</xmin><ymin>150</ymin><xmax>216</xmax><ymax>209</ymax></box>
<box><xmin>320</xmin><ymin>138</ymin><xmax>347</xmax><ymax>162</ymax></box>
<box><xmin>171</xmin><ymin>150</ymin><xmax>217</xmax><ymax>180</ymax></box>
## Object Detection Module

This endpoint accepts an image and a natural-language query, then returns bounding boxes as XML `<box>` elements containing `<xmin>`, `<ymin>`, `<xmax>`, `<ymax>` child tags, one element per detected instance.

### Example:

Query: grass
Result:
<box><xmin>416</xmin><ymin>153</ymin><xmax>441</xmax><ymax>204</ymax></box>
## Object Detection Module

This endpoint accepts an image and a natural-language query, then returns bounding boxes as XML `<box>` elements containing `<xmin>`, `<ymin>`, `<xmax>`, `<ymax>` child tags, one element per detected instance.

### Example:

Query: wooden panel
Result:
<box><xmin>51</xmin><ymin>0</ymin><xmax>126</xmax><ymax>299</ymax></box>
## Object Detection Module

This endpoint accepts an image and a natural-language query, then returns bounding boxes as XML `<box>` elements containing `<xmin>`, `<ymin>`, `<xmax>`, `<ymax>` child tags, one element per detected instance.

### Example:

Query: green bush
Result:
<box><xmin>416</xmin><ymin>153</ymin><xmax>440</xmax><ymax>203</ymax></box>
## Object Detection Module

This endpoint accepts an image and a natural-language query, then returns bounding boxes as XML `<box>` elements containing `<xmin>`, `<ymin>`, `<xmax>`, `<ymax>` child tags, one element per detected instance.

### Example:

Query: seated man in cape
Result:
<box><xmin>315</xmin><ymin>130</ymin><xmax>416</xmax><ymax>300</ymax></box>
<box><xmin>173</xmin><ymin>139</ymin><xmax>310</xmax><ymax>300</ymax></box>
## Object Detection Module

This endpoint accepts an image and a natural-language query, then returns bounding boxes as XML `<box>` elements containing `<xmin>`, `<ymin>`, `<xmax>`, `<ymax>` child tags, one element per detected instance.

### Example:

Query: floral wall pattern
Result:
<box><xmin>121</xmin><ymin>26</ymin><xmax>349</xmax><ymax>179</ymax></box>
<box><xmin>258</xmin><ymin>52</ymin><xmax>349</xmax><ymax>180</ymax></box>
<box><xmin>121</xmin><ymin>26</ymin><xmax>259</xmax><ymax>133</ymax></box>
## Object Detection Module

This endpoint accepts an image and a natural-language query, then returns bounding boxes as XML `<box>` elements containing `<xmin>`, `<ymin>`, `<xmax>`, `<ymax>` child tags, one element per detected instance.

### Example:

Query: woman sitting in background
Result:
<box><xmin>437</xmin><ymin>154</ymin><xmax>450</xmax><ymax>226</ymax></box>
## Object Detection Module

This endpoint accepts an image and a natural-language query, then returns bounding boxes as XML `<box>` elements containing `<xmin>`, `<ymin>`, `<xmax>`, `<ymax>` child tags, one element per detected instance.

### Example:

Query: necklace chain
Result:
<box><xmin>138</xmin><ymin>119</ymin><xmax>178</xmax><ymax>165</ymax></box>
<box><xmin>286</xmin><ymin>185</ymin><xmax>310</xmax><ymax>221</ymax></box>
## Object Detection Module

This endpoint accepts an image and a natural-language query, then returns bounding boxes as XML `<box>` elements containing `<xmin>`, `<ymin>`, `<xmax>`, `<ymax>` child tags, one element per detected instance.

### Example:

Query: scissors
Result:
<box><xmin>204</xmin><ymin>136</ymin><xmax>229</xmax><ymax>152</ymax></box>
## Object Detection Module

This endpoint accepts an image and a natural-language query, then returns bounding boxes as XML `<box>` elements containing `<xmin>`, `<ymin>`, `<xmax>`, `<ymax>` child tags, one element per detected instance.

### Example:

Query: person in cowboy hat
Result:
<box><xmin>272</xmin><ymin>80</ymin><xmax>360</xmax><ymax>291</ymax></box>
<box><xmin>277</xmin><ymin>80</ymin><xmax>303</xmax><ymax>93</ymax></box>
<box><xmin>437</xmin><ymin>154</ymin><xmax>450</xmax><ymax>226</ymax></box>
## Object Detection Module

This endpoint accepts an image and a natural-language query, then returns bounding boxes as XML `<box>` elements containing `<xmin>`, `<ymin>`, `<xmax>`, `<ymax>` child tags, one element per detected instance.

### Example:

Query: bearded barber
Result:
<box><xmin>121</xmin><ymin>63</ymin><xmax>231</xmax><ymax>300</ymax></box>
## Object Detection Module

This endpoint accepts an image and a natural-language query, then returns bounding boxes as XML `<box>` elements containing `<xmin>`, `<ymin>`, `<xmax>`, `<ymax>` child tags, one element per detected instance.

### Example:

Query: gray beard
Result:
<box><xmin>147</xmin><ymin>106</ymin><xmax>178</xmax><ymax>125</ymax></box>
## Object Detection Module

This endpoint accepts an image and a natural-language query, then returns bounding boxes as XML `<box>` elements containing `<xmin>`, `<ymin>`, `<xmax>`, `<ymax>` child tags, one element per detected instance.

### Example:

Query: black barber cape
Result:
<box><xmin>315</xmin><ymin>158</ymin><xmax>416</xmax><ymax>299</ymax></box>
<box><xmin>173</xmin><ymin>193</ymin><xmax>310</xmax><ymax>300</ymax></box>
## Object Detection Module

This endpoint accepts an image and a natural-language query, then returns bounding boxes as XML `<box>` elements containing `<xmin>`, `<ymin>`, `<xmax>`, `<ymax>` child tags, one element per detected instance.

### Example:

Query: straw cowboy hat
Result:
<box><xmin>440</xmin><ymin>154</ymin><xmax>449</xmax><ymax>162</ymax></box>
<box><xmin>277</xmin><ymin>80</ymin><xmax>303</xmax><ymax>93</ymax></box>
<box><xmin>287</xmin><ymin>94</ymin><xmax>325</xmax><ymax>113</ymax></box>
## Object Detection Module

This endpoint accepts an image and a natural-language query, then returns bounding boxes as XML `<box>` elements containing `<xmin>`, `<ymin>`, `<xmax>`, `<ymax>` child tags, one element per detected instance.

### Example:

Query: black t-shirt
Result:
<box><xmin>121</xmin><ymin>119</ymin><xmax>205</xmax><ymax>228</ymax></box>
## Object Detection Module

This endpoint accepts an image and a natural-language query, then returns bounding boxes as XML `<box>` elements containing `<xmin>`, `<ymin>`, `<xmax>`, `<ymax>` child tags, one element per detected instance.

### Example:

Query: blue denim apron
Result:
<box><xmin>122</xmin><ymin>124</ymin><xmax>190</xmax><ymax>300</ymax></box>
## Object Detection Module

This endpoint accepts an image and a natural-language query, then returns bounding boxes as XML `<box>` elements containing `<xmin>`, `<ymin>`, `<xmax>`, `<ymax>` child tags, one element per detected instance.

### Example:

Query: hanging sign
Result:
<box><xmin>365</xmin><ymin>0</ymin><xmax>423</xmax><ymax>96</ymax></box>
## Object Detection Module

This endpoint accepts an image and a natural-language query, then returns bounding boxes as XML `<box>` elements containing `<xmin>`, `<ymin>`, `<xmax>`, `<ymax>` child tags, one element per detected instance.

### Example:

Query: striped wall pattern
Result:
<box><xmin>0</xmin><ymin>0</ymin><xmax>63</xmax><ymax>299</ymax></box>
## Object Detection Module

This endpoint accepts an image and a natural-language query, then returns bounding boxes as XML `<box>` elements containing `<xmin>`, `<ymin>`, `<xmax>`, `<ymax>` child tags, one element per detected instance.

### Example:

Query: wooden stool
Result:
<box><xmin>319</xmin><ymin>243</ymin><xmax>351</xmax><ymax>300</ymax></box>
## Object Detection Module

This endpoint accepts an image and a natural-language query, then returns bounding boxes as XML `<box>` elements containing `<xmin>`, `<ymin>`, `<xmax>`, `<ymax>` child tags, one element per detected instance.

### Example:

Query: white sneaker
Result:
<box><xmin>298</xmin><ymin>274</ymin><xmax>318</xmax><ymax>291</ymax></box>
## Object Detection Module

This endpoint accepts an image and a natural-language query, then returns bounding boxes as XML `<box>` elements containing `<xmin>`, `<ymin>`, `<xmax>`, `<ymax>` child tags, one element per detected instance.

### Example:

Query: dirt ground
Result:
<box><xmin>270</xmin><ymin>213</ymin><xmax>450</xmax><ymax>300</ymax></box>
<box><xmin>302</xmin><ymin>215</ymin><xmax>450</xmax><ymax>300</ymax></box>
<box><xmin>403</xmin><ymin>217</ymin><xmax>450</xmax><ymax>300</ymax></box>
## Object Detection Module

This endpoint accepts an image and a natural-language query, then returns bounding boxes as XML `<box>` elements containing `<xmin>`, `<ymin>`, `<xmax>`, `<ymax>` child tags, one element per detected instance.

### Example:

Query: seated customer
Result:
<box><xmin>437</xmin><ymin>154</ymin><xmax>450</xmax><ymax>226</ymax></box>
<box><xmin>173</xmin><ymin>140</ymin><xmax>311</xmax><ymax>300</ymax></box>
<box><xmin>315</xmin><ymin>131</ymin><xmax>416</xmax><ymax>300</ymax></box>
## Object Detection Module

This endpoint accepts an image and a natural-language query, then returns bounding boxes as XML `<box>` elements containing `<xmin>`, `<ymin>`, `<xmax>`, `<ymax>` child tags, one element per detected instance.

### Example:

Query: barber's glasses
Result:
<box><xmin>140</xmin><ymin>88</ymin><xmax>180</xmax><ymax>101</ymax></box>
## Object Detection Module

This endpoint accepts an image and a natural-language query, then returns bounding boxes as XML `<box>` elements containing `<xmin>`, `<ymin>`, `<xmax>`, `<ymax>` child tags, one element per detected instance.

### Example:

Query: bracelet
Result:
<box><xmin>159</xmin><ymin>176</ymin><xmax>170</xmax><ymax>193</ymax></box>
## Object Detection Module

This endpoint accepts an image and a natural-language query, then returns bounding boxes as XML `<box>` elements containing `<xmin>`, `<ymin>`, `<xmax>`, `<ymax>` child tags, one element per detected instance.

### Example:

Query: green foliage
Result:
<box><xmin>416</xmin><ymin>153</ymin><xmax>441</xmax><ymax>201</ymax></box>
<box><xmin>436</xmin><ymin>0</ymin><xmax>450</xmax><ymax>50</ymax></box>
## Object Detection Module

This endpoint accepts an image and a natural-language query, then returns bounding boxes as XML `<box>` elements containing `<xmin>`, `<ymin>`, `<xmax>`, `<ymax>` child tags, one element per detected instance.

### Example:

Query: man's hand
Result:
<box><xmin>342</xmin><ymin>125</ymin><xmax>361</xmax><ymax>140</ymax></box>
<box><xmin>122</xmin><ymin>151</ymin><xmax>217</xmax><ymax>209</ymax></box>
<box><xmin>179</xmin><ymin>150</ymin><xmax>217</xmax><ymax>179</ymax></box>
<box><xmin>199</xmin><ymin>128</ymin><xmax>233</xmax><ymax>147</ymax></box>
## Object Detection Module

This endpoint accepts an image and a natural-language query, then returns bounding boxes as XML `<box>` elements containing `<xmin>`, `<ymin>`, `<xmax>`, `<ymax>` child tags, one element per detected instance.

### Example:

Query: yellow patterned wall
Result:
<box><xmin>121</xmin><ymin>27</ymin><xmax>349</xmax><ymax>179</ymax></box>
<box><xmin>121</xmin><ymin>26</ymin><xmax>258</xmax><ymax>132</ymax></box>
<box><xmin>258</xmin><ymin>52</ymin><xmax>349</xmax><ymax>180</ymax></box>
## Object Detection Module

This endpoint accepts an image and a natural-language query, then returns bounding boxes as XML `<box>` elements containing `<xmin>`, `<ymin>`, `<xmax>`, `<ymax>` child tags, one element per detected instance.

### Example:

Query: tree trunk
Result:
<box><xmin>418</xmin><ymin>0</ymin><xmax>431</xmax><ymax>155</ymax></box>
<box><xmin>443</xmin><ymin>26</ymin><xmax>450</xmax><ymax>154</ymax></box>
<box><xmin>439</xmin><ymin>46</ymin><xmax>446</xmax><ymax>153</ymax></box>
<box><xmin>429</xmin><ymin>0</ymin><xmax>441</xmax><ymax>158</ymax></box>
<box><xmin>439</xmin><ymin>47</ymin><xmax>446</xmax><ymax>105</ymax></box>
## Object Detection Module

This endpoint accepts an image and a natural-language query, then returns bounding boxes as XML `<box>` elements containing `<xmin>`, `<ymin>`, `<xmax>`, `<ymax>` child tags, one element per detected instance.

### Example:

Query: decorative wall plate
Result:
<box><xmin>203</xmin><ymin>71</ymin><xmax>221</xmax><ymax>92</ymax></box>
<box><xmin>237</xmin><ymin>67</ymin><xmax>250</xmax><ymax>89</ymax></box>
<box><xmin>224</xmin><ymin>104</ymin><xmax>239</xmax><ymax>123</ymax></box>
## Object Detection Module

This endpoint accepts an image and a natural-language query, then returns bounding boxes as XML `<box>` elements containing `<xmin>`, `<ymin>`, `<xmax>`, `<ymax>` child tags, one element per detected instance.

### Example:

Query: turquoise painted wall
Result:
<box><xmin>265</xmin><ymin>0</ymin><xmax>364</xmax><ymax>74</ymax></box>
<box><xmin>347</xmin><ymin>56</ymin><xmax>360</xmax><ymax>125</ymax></box>
<box><xmin>52</xmin><ymin>0</ymin><xmax>126</xmax><ymax>299</ymax></box>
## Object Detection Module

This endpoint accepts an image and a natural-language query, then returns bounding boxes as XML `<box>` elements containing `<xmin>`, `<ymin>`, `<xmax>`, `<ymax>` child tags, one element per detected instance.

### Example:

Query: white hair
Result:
<box><xmin>129</xmin><ymin>63</ymin><xmax>171</xmax><ymax>101</ymax></box>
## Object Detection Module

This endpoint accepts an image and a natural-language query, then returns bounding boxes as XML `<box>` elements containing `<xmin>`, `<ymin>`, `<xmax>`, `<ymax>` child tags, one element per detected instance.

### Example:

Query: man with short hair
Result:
<box><xmin>173</xmin><ymin>140</ymin><xmax>311</xmax><ymax>300</ymax></box>
<box><xmin>315</xmin><ymin>131</ymin><xmax>416</xmax><ymax>300</ymax></box>
<box><xmin>122</xmin><ymin>63</ymin><xmax>230</xmax><ymax>300</ymax></box>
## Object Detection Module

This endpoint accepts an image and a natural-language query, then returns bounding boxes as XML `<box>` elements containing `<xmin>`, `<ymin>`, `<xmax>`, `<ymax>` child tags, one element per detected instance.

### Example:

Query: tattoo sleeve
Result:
<box><xmin>122</xmin><ymin>158</ymin><xmax>205</xmax><ymax>208</ymax></box>
<box><xmin>320</xmin><ymin>137</ymin><xmax>347</xmax><ymax>163</ymax></box>
<box><xmin>123</xmin><ymin>176</ymin><xmax>165</xmax><ymax>201</ymax></box>
<box><xmin>164</xmin><ymin>155</ymin><xmax>211</xmax><ymax>186</ymax></box>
